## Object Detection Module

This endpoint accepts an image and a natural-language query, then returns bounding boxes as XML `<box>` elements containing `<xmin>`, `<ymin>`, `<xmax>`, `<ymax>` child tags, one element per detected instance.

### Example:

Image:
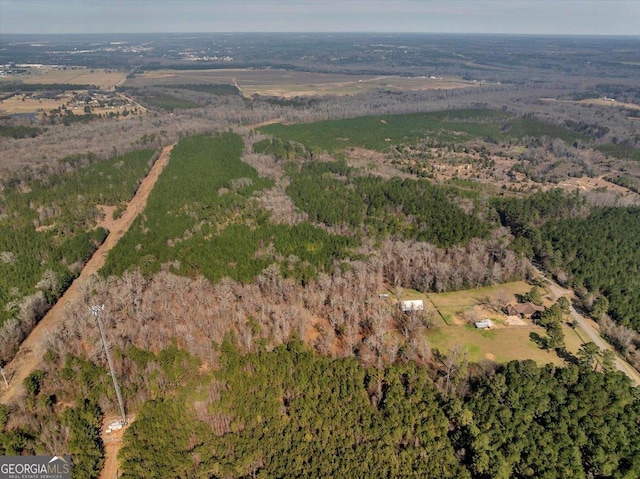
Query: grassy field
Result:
<box><xmin>426</xmin><ymin>323</ymin><xmax>585</xmax><ymax>365</ymax></box>
<box><xmin>124</xmin><ymin>69</ymin><xmax>477</xmax><ymax>97</ymax></box>
<box><xmin>0</xmin><ymin>95</ymin><xmax>64</xmax><ymax>115</ymax></box>
<box><xmin>0</xmin><ymin>67</ymin><xmax>126</xmax><ymax>90</ymax></box>
<box><xmin>394</xmin><ymin>280</ymin><xmax>586</xmax><ymax>365</ymax></box>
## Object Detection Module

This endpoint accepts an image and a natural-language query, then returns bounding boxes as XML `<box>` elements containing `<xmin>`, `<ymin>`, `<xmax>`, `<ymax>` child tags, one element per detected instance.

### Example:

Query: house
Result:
<box><xmin>475</xmin><ymin>319</ymin><xmax>494</xmax><ymax>329</ymax></box>
<box><xmin>505</xmin><ymin>302</ymin><xmax>545</xmax><ymax>319</ymax></box>
<box><xmin>399</xmin><ymin>299</ymin><xmax>424</xmax><ymax>312</ymax></box>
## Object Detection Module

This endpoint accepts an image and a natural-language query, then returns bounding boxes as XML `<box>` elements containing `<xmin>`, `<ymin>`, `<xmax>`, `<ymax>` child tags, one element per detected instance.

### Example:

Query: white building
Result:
<box><xmin>399</xmin><ymin>299</ymin><xmax>424</xmax><ymax>312</ymax></box>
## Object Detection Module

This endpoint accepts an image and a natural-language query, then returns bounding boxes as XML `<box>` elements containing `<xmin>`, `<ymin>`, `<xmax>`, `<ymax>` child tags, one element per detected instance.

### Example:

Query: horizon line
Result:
<box><xmin>2</xmin><ymin>31</ymin><xmax>639</xmax><ymax>38</ymax></box>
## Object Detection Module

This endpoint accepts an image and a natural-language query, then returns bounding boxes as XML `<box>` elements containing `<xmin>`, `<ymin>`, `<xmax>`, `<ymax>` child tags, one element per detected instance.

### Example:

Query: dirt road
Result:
<box><xmin>99</xmin><ymin>414</ymin><xmax>136</xmax><ymax>479</ymax></box>
<box><xmin>0</xmin><ymin>144</ymin><xmax>174</xmax><ymax>405</ymax></box>
<box><xmin>533</xmin><ymin>265</ymin><xmax>640</xmax><ymax>386</ymax></box>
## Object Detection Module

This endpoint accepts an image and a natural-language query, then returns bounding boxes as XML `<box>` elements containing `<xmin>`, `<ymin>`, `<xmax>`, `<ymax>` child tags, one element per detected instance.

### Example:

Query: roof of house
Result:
<box><xmin>400</xmin><ymin>299</ymin><xmax>424</xmax><ymax>312</ymax></box>
<box><xmin>506</xmin><ymin>302</ymin><xmax>545</xmax><ymax>316</ymax></box>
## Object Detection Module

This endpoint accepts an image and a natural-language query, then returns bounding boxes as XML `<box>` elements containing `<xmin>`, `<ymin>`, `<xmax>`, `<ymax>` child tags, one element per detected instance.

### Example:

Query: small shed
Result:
<box><xmin>400</xmin><ymin>299</ymin><xmax>424</xmax><ymax>312</ymax></box>
<box><xmin>475</xmin><ymin>319</ymin><xmax>494</xmax><ymax>329</ymax></box>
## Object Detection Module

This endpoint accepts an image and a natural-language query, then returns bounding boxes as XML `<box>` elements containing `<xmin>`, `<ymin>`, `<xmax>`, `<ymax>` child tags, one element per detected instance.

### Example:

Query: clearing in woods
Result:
<box><xmin>393</xmin><ymin>281</ymin><xmax>587</xmax><ymax>365</ymax></box>
<box><xmin>99</xmin><ymin>414</ymin><xmax>136</xmax><ymax>479</ymax></box>
<box><xmin>0</xmin><ymin>143</ymin><xmax>174</xmax><ymax>406</ymax></box>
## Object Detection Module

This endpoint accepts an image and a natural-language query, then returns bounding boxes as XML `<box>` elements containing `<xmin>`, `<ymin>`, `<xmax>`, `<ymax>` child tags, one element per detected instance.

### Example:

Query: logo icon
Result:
<box><xmin>0</xmin><ymin>455</ymin><xmax>71</xmax><ymax>479</ymax></box>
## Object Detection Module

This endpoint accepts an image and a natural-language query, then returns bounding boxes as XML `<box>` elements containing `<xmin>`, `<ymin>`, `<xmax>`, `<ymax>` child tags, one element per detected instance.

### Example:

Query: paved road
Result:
<box><xmin>532</xmin><ymin>265</ymin><xmax>640</xmax><ymax>386</ymax></box>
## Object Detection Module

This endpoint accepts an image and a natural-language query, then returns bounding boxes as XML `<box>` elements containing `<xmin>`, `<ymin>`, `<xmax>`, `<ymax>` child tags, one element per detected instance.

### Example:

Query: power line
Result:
<box><xmin>90</xmin><ymin>305</ymin><xmax>127</xmax><ymax>425</ymax></box>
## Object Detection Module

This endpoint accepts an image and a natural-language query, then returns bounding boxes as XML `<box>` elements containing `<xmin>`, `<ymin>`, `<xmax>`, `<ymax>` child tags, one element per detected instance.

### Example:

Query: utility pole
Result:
<box><xmin>0</xmin><ymin>364</ymin><xmax>8</xmax><ymax>388</ymax></box>
<box><xmin>90</xmin><ymin>305</ymin><xmax>127</xmax><ymax>425</ymax></box>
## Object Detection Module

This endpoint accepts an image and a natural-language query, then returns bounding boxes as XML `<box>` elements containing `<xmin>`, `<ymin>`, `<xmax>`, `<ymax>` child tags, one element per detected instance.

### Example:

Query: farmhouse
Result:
<box><xmin>505</xmin><ymin>302</ymin><xmax>545</xmax><ymax>319</ymax></box>
<box><xmin>399</xmin><ymin>299</ymin><xmax>424</xmax><ymax>312</ymax></box>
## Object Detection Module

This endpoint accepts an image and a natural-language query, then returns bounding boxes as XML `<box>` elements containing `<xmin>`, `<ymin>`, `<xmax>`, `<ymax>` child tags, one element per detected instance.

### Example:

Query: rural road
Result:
<box><xmin>533</xmin><ymin>265</ymin><xmax>640</xmax><ymax>386</ymax></box>
<box><xmin>0</xmin><ymin>143</ymin><xmax>174</xmax><ymax>405</ymax></box>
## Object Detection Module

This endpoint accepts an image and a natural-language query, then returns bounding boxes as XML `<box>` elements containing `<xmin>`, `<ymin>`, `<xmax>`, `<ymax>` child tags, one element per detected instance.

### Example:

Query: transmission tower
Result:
<box><xmin>90</xmin><ymin>305</ymin><xmax>127</xmax><ymax>425</ymax></box>
<box><xmin>0</xmin><ymin>364</ymin><xmax>8</xmax><ymax>388</ymax></box>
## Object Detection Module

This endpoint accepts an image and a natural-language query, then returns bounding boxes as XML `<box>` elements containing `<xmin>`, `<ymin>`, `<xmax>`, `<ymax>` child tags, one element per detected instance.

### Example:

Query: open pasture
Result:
<box><xmin>125</xmin><ymin>69</ymin><xmax>477</xmax><ymax>97</ymax></box>
<box><xmin>393</xmin><ymin>281</ymin><xmax>585</xmax><ymax>365</ymax></box>
<box><xmin>1</xmin><ymin>67</ymin><xmax>126</xmax><ymax>90</ymax></box>
<box><xmin>427</xmin><ymin>322</ymin><xmax>584</xmax><ymax>365</ymax></box>
<box><xmin>0</xmin><ymin>94</ymin><xmax>66</xmax><ymax>115</ymax></box>
<box><xmin>540</xmin><ymin>97</ymin><xmax>640</xmax><ymax>112</ymax></box>
<box><xmin>427</xmin><ymin>280</ymin><xmax>531</xmax><ymax>324</ymax></box>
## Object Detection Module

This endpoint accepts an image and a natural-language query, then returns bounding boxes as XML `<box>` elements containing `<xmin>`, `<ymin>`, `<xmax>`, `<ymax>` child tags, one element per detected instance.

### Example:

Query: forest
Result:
<box><xmin>0</xmin><ymin>149</ymin><xmax>155</xmax><ymax>361</ymax></box>
<box><xmin>285</xmin><ymin>159</ymin><xmax>490</xmax><ymax>247</ymax></box>
<box><xmin>258</xmin><ymin>108</ymin><xmax>585</xmax><ymax>154</ymax></box>
<box><xmin>3</xmin><ymin>338</ymin><xmax>638</xmax><ymax>478</ymax></box>
<box><xmin>494</xmin><ymin>192</ymin><xmax>640</xmax><ymax>332</ymax></box>
<box><xmin>1</xmin><ymin>31</ymin><xmax>640</xmax><ymax>479</ymax></box>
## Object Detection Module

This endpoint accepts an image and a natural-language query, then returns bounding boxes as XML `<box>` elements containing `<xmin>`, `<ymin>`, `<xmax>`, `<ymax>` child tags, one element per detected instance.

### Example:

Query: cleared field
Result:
<box><xmin>427</xmin><ymin>322</ymin><xmax>584</xmax><ymax>365</ymax></box>
<box><xmin>0</xmin><ymin>67</ymin><xmax>127</xmax><ymax>90</ymax></box>
<box><xmin>125</xmin><ymin>69</ymin><xmax>478</xmax><ymax>97</ymax></box>
<box><xmin>557</xmin><ymin>175</ymin><xmax>640</xmax><ymax>199</ymax></box>
<box><xmin>395</xmin><ymin>281</ymin><xmax>586</xmax><ymax>365</ymax></box>
<box><xmin>0</xmin><ymin>95</ymin><xmax>65</xmax><ymax>115</ymax></box>
<box><xmin>428</xmin><ymin>281</ymin><xmax>530</xmax><ymax>308</ymax></box>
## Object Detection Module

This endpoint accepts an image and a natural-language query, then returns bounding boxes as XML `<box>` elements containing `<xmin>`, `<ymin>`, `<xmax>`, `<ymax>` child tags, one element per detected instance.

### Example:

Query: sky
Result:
<box><xmin>1</xmin><ymin>0</ymin><xmax>639</xmax><ymax>36</ymax></box>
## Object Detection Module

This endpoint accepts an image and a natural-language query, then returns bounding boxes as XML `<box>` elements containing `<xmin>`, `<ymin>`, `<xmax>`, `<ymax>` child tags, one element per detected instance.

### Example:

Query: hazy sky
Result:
<box><xmin>1</xmin><ymin>0</ymin><xmax>639</xmax><ymax>36</ymax></box>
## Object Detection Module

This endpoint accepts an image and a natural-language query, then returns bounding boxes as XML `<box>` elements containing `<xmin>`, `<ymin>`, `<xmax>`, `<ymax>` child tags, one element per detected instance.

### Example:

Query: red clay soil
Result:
<box><xmin>99</xmin><ymin>414</ymin><xmax>136</xmax><ymax>479</ymax></box>
<box><xmin>0</xmin><ymin>144</ymin><xmax>174</xmax><ymax>406</ymax></box>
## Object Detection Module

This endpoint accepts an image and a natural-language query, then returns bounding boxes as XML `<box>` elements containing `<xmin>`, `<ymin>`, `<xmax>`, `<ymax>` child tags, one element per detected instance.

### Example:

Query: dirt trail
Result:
<box><xmin>99</xmin><ymin>414</ymin><xmax>136</xmax><ymax>479</ymax></box>
<box><xmin>246</xmin><ymin>118</ymin><xmax>284</xmax><ymax>129</ymax></box>
<box><xmin>0</xmin><ymin>144</ymin><xmax>174</xmax><ymax>406</ymax></box>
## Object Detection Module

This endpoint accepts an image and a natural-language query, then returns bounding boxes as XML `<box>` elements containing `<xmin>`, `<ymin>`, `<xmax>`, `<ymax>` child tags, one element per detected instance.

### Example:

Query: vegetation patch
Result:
<box><xmin>135</xmin><ymin>91</ymin><xmax>198</xmax><ymax>111</ymax></box>
<box><xmin>496</xmin><ymin>189</ymin><xmax>640</xmax><ymax>332</ymax></box>
<box><xmin>119</xmin><ymin>340</ymin><xmax>468</xmax><ymax>478</ymax></box>
<box><xmin>0</xmin><ymin>149</ymin><xmax>155</xmax><ymax>326</ymax></box>
<box><xmin>259</xmin><ymin>109</ymin><xmax>584</xmax><ymax>154</ymax></box>
<box><xmin>0</xmin><ymin>124</ymin><xmax>43</xmax><ymax>139</ymax></box>
<box><xmin>286</xmin><ymin>159</ymin><xmax>490</xmax><ymax>247</ymax></box>
<box><xmin>161</xmin><ymin>83</ymin><xmax>240</xmax><ymax>96</ymax></box>
<box><xmin>101</xmin><ymin>133</ymin><xmax>355</xmax><ymax>283</ymax></box>
<box><xmin>597</xmin><ymin>142</ymin><xmax>640</xmax><ymax>161</ymax></box>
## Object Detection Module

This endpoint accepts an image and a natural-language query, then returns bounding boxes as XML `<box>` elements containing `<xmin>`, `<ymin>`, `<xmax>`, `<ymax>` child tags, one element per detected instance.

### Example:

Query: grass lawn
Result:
<box><xmin>428</xmin><ymin>281</ymin><xmax>530</xmax><ymax>308</ymax></box>
<box><xmin>394</xmin><ymin>281</ymin><xmax>586</xmax><ymax>365</ymax></box>
<box><xmin>426</xmin><ymin>322</ymin><xmax>585</xmax><ymax>366</ymax></box>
